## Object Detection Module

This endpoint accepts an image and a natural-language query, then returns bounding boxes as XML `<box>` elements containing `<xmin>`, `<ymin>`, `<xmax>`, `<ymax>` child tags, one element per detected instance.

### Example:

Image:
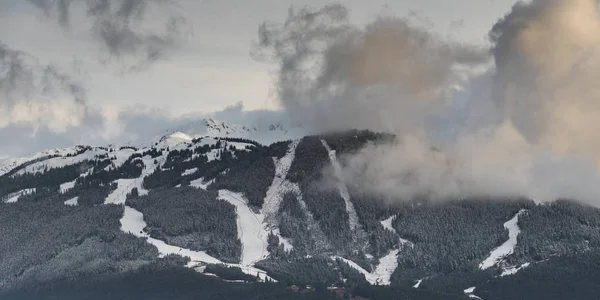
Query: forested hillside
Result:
<box><xmin>0</xmin><ymin>130</ymin><xmax>599</xmax><ymax>299</ymax></box>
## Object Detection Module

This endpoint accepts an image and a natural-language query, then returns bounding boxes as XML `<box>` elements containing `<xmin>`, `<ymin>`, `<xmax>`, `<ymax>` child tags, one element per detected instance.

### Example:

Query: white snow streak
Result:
<box><xmin>182</xmin><ymin>168</ymin><xmax>198</xmax><ymax>176</ymax></box>
<box><xmin>120</xmin><ymin>205</ymin><xmax>274</xmax><ymax>281</ymax></box>
<box><xmin>501</xmin><ymin>262</ymin><xmax>531</xmax><ymax>277</ymax></box>
<box><xmin>218</xmin><ymin>190</ymin><xmax>269</xmax><ymax>266</ymax></box>
<box><xmin>464</xmin><ymin>287</ymin><xmax>483</xmax><ymax>300</ymax></box>
<box><xmin>413</xmin><ymin>278</ymin><xmax>425</xmax><ymax>288</ymax></box>
<box><xmin>262</xmin><ymin>141</ymin><xmax>299</xmax><ymax>219</ymax></box>
<box><xmin>480</xmin><ymin>210</ymin><xmax>527</xmax><ymax>270</ymax></box>
<box><xmin>321</xmin><ymin>140</ymin><xmax>361</xmax><ymax>231</ymax></box>
<box><xmin>64</xmin><ymin>197</ymin><xmax>78</xmax><ymax>206</ymax></box>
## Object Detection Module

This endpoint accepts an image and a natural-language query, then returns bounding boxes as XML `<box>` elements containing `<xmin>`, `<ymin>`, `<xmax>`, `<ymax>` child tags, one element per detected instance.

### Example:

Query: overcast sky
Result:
<box><xmin>0</xmin><ymin>0</ymin><xmax>518</xmax><ymax>157</ymax></box>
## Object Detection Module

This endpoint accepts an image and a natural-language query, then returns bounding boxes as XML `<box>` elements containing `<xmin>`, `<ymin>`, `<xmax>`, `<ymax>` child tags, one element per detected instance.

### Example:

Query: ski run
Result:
<box><xmin>321</xmin><ymin>140</ymin><xmax>362</xmax><ymax>231</ymax></box>
<box><xmin>480</xmin><ymin>210</ymin><xmax>527</xmax><ymax>270</ymax></box>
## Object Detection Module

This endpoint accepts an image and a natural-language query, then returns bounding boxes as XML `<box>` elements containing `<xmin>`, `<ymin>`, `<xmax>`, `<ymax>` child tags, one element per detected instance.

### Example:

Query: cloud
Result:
<box><xmin>257</xmin><ymin>2</ymin><xmax>600</xmax><ymax>206</ymax></box>
<box><xmin>26</xmin><ymin>0</ymin><xmax>188</xmax><ymax>70</ymax></box>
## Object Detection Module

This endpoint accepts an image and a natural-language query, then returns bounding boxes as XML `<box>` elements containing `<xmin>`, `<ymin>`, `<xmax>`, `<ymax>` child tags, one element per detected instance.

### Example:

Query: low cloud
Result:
<box><xmin>257</xmin><ymin>1</ymin><xmax>600</xmax><ymax>206</ymax></box>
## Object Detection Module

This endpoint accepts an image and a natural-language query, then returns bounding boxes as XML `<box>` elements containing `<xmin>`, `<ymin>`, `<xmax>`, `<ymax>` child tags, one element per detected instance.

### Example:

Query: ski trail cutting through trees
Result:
<box><xmin>321</xmin><ymin>140</ymin><xmax>361</xmax><ymax>231</ymax></box>
<box><xmin>120</xmin><ymin>205</ymin><xmax>274</xmax><ymax>282</ymax></box>
<box><xmin>218</xmin><ymin>190</ymin><xmax>269</xmax><ymax>266</ymax></box>
<box><xmin>480</xmin><ymin>210</ymin><xmax>527</xmax><ymax>270</ymax></box>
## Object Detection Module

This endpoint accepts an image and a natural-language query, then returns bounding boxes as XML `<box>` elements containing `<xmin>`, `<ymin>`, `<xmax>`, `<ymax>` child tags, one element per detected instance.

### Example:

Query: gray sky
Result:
<box><xmin>0</xmin><ymin>0</ymin><xmax>518</xmax><ymax>157</ymax></box>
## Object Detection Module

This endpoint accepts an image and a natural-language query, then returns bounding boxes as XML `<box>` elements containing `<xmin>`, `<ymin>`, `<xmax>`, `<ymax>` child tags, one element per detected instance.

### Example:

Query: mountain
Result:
<box><xmin>0</xmin><ymin>127</ymin><xmax>599</xmax><ymax>300</ymax></box>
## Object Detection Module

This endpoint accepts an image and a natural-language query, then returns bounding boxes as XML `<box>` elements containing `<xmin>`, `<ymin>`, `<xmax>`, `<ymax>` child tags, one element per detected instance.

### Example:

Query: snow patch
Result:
<box><xmin>190</xmin><ymin>177</ymin><xmax>213</xmax><ymax>190</ymax></box>
<box><xmin>60</xmin><ymin>180</ymin><xmax>77</xmax><ymax>193</ymax></box>
<box><xmin>119</xmin><ymin>205</ymin><xmax>274</xmax><ymax>281</ymax></box>
<box><xmin>64</xmin><ymin>197</ymin><xmax>79</xmax><ymax>206</ymax></box>
<box><xmin>501</xmin><ymin>262</ymin><xmax>531</xmax><ymax>277</ymax></box>
<box><xmin>321</xmin><ymin>140</ymin><xmax>361</xmax><ymax>231</ymax></box>
<box><xmin>182</xmin><ymin>168</ymin><xmax>198</xmax><ymax>176</ymax></box>
<box><xmin>464</xmin><ymin>287</ymin><xmax>483</xmax><ymax>300</ymax></box>
<box><xmin>480</xmin><ymin>210</ymin><xmax>527</xmax><ymax>270</ymax></box>
<box><xmin>3</xmin><ymin>188</ymin><xmax>36</xmax><ymax>203</ymax></box>
<box><xmin>413</xmin><ymin>278</ymin><xmax>425</xmax><ymax>288</ymax></box>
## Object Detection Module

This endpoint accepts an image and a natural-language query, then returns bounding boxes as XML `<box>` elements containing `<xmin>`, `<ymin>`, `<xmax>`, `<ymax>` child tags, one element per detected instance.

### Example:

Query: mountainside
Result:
<box><xmin>1</xmin><ymin>127</ymin><xmax>599</xmax><ymax>299</ymax></box>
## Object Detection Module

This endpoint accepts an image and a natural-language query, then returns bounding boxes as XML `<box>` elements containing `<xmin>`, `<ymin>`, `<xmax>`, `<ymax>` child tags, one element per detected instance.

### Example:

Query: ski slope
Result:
<box><xmin>333</xmin><ymin>251</ymin><xmax>400</xmax><ymax>286</ymax></box>
<box><xmin>120</xmin><ymin>205</ymin><xmax>274</xmax><ymax>281</ymax></box>
<box><xmin>501</xmin><ymin>262</ymin><xmax>531</xmax><ymax>276</ymax></box>
<box><xmin>321</xmin><ymin>140</ymin><xmax>361</xmax><ymax>231</ymax></box>
<box><xmin>218</xmin><ymin>190</ymin><xmax>269</xmax><ymax>266</ymax></box>
<box><xmin>480</xmin><ymin>210</ymin><xmax>527</xmax><ymax>270</ymax></box>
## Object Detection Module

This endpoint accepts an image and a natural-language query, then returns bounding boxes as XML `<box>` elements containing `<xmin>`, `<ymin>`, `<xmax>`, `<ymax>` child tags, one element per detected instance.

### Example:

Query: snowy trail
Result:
<box><xmin>261</xmin><ymin>141</ymin><xmax>300</xmax><ymax>251</ymax></box>
<box><xmin>262</xmin><ymin>141</ymin><xmax>299</xmax><ymax>219</ymax></box>
<box><xmin>103</xmin><ymin>156</ymin><xmax>158</xmax><ymax>205</ymax></box>
<box><xmin>218</xmin><ymin>190</ymin><xmax>269</xmax><ymax>266</ymax></box>
<box><xmin>480</xmin><ymin>210</ymin><xmax>527</xmax><ymax>270</ymax></box>
<box><xmin>333</xmin><ymin>250</ymin><xmax>400</xmax><ymax>286</ymax></box>
<box><xmin>321</xmin><ymin>140</ymin><xmax>361</xmax><ymax>231</ymax></box>
<box><xmin>380</xmin><ymin>215</ymin><xmax>413</xmax><ymax>247</ymax></box>
<box><xmin>120</xmin><ymin>205</ymin><xmax>274</xmax><ymax>281</ymax></box>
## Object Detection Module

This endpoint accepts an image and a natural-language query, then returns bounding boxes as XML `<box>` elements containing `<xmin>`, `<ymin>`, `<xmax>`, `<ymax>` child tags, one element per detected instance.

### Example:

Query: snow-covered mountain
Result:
<box><xmin>0</xmin><ymin>129</ymin><xmax>599</xmax><ymax>300</ymax></box>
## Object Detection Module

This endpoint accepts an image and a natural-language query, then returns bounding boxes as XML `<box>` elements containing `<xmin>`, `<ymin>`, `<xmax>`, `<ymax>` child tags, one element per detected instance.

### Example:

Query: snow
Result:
<box><xmin>262</xmin><ymin>140</ymin><xmax>299</xmax><ymax>219</ymax></box>
<box><xmin>218</xmin><ymin>190</ymin><xmax>269</xmax><ymax>266</ymax></box>
<box><xmin>371</xmin><ymin>249</ymin><xmax>400</xmax><ymax>285</ymax></box>
<box><xmin>13</xmin><ymin>148</ymin><xmax>106</xmax><ymax>176</ymax></box>
<box><xmin>190</xmin><ymin>177</ymin><xmax>213</xmax><ymax>190</ymax></box>
<box><xmin>380</xmin><ymin>216</ymin><xmax>396</xmax><ymax>232</ymax></box>
<box><xmin>60</xmin><ymin>180</ymin><xmax>77</xmax><ymax>193</ymax></box>
<box><xmin>154</xmin><ymin>132</ymin><xmax>193</xmax><ymax>150</ymax></box>
<box><xmin>321</xmin><ymin>140</ymin><xmax>361</xmax><ymax>231</ymax></box>
<box><xmin>104</xmin><ymin>178</ymin><xmax>144</xmax><ymax>205</ymax></box>
<box><xmin>501</xmin><ymin>262</ymin><xmax>531</xmax><ymax>277</ymax></box>
<box><xmin>464</xmin><ymin>287</ymin><xmax>483</xmax><ymax>300</ymax></box>
<box><xmin>108</xmin><ymin>148</ymin><xmax>136</xmax><ymax>169</ymax></box>
<box><xmin>120</xmin><ymin>205</ymin><xmax>274</xmax><ymax>281</ymax></box>
<box><xmin>0</xmin><ymin>146</ymin><xmax>83</xmax><ymax>177</ymax></box>
<box><xmin>480</xmin><ymin>210</ymin><xmax>527</xmax><ymax>270</ymax></box>
<box><xmin>182</xmin><ymin>168</ymin><xmax>198</xmax><ymax>176</ymax></box>
<box><xmin>4</xmin><ymin>188</ymin><xmax>36</xmax><ymax>203</ymax></box>
<box><xmin>413</xmin><ymin>278</ymin><xmax>425</xmax><ymax>288</ymax></box>
<box><xmin>64</xmin><ymin>197</ymin><xmax>78</xmax><ymax>206</ymax></box>
<box><xmin>333</xmin><ymin>252</ymin><xmax>399</xmax><ymax>286</ymax></box>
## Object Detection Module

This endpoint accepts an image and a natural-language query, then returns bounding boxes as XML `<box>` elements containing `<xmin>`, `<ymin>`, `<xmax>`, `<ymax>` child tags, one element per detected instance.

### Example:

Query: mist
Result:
<box><xmin>257</xmin><ymin>1</ymin><xmax>600</xmax><ymax>205</ymax></box>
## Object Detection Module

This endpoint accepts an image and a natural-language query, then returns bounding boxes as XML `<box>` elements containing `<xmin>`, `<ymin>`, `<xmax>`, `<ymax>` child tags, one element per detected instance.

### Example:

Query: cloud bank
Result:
<box><xmin>257</xmin><ymin>1</ymin><xmax>600</xmax><ymax>205</ymax></box>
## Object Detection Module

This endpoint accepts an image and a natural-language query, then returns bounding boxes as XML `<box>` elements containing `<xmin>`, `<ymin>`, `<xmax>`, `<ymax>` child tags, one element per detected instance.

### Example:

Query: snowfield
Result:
<box><xmin>480</xmin><ymin>210</ymin><xmax>527</xmax><ymax>270</ymax></box>
<box><xmin>321</xmin><ymin>140</ymin><xmax>361</xmax><ymax>231</ymax></box>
